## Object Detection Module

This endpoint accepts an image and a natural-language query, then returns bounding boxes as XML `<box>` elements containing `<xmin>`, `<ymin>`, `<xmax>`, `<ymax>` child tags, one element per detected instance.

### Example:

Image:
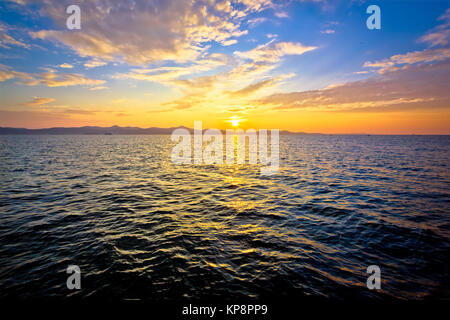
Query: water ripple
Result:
<box><xmin>0</xmin><ymin>135</ymin><xmax>449</xmax><ymax>300</ymax></box>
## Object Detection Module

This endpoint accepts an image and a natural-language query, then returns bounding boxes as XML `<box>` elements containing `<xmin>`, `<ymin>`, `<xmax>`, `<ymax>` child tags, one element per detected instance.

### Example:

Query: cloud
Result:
<box><xmin>222</xmin><ymin>39</ymin><xmax>238</xmax><ymax>46</ymax></box>
<box><xmin>0</xmin><ymin>64</ymin><xmax>105</xmax><ymax>87</ymax></box>
<box><xmin>227</xmin><ymin>78</ymin><xmax>277</xmax><ymax>96</ymax></box>
<box><xmin>363</xmin><ymin>10</ymin><xmax>450</xmax><ymax>75</ymax></box>
<box><xmin>419</xmin><ymin>8</ymin><xmax>450</xmax><ymax>47</ymax></box>
<box><xmin>171</xmin><ymin>75</ymin><xmax>218</xmax><ymax>91</ymax></box>
<box><xmin>22</xmin><ymin>96</ymin><xmax>54</xmax><ymax>106</ymax></box>
<box><xmin>114</xmin><ymin>53</ymin><xmax>231</xmax><ymax>85</ymax></box>
<box><xmin>420</xmin><ymin>29</ymin><xmax>450</xmax><ymax>47</ymax></box>
<box><xmin>89</xmin><ymin>86</ymin><xmax>108</xmax><ymax>91</ymax></box>
<box><xmin>115</xmin><ymin>39</ymin><xmax>315</xmax><ymax>112</ymax></box>
<box><xmin>23</xmin><ymin>72</ymin><xmax>105</xmax><ymax>87</ymax></box>
<box><xmin>234</xmin><ymin>41</ymin><xmax>317</xmax><ymax>63</ymax></box>
<box><xmin>237</xmin><ymin>0</ymin><xmax>273</xmax><ymax>12</ymax></box>
<box><xmin>227</xmin><ymin>73</ymin><xmax>293</xmax><ymax>97</ymax></box>
<box><xmin>274</xmin><ymin>11</ymin><xmax>288</xmax><ymax>18</ymax></box>
<box><xmin>0</xmin><ymin>24</ymin><xmax>29</xmax><ymax>49</ymax></box>
<box><xmin>0</xmin><ymin>64</ymin><xmax>33</xmax><ymax>82</ymax></box>
<box><xmin>0</xmin><ymin>69</ymin><xmax>21</xmax><ymax>82</ymax></box>
<box><xmin>84</xmin><ymin>59</ymin><xmax>107</xmax><ymax>69</ymax></box>
<box><xmin>22</xmin><ymin>0</ymin><xmax>274</xmax><ymax>65</ymax></box>
<box><xmin>320</xmin><ymin>21</ymin><xmax>339</xmax><ymax>34</ymax></box>
<box><xmin>58</xmin><ymin>63</ymin><xmax>73</xmax><ymax>69</ymax></box>
<box><xmin>257</xmin><ymin>60</ymin><xmax>450</xmax><ymax>113</ymax></box>
<box><xmin>247</xmin><ymin>17</ymin><xmax>268</xmax><ymax>27</ymax></box>
<box><xmin>60</xmin><ymin>109</ymin><xmax>96</xmax><ymax>115</ymax></box>
<box><xmin>363</xmin><ymin>48</ymin><xmax>450</xmax><ymax>73</ymax></box>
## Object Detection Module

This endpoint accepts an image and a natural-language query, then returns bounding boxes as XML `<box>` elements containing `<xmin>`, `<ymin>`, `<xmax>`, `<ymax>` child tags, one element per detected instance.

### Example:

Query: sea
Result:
<box><xmin>0</xmin><ymin>135</ymin><xmax>449</xmax><ymax>300</ymax></box>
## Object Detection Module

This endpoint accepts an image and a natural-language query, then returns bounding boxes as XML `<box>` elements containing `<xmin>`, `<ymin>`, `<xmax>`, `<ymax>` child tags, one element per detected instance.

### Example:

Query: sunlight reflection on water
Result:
<box><xmin>0</xmin><ymin>135</ymin><xmax>449</xmax><ymax>300</ymax></box>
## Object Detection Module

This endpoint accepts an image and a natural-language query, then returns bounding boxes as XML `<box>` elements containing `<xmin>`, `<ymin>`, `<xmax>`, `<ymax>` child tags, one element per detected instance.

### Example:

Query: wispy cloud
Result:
<box><xmin>419</xmin><ymin>8</ymin><xmax>450</xmax><ymax>47</ymax></box>
<box><xmin>247</xmin><ymin>17</ymin><xmax>268</xmax><ymax>27</ymax></box>
<box><xmin>84</xmin><ymin>59</ymin><xmax>107</xmax><ymax>69</ymax></box>
<box><xmin>58</xmin><ymin>63</ymin><xmax>73</xmax><ymax>69</ymax></box>
<box><xmin>89</xmin><ymin>86</ymin><xmax>108</xmax><ymax>91</ymax></box>
<box><xmin>22</xmin><ymin>96</ymin><xmax>54</xmax><ymax>106</ymax></box>
<box><xmin>234</xmin><ymin>41</ymin><xmax>317</xmax><ymax>63</ymax></box>
<box><xmin>274</xmin><ymin>11</ymin><xmax>288</xmax><ymax>18</ymax></box>
<box><xmin>0</xmin><ymin>64</ymin><xmax>105</xmax><ymax>87</ymax></box>
<box><xmin>222</xmin><ymin>39</ymin><xmax>238</xmax><ymax>46</ymax></box>
<box><xmin>258</xmin><ymin>60</ymin><xmax>450</xmax><ymax>113</ymax></box>
<box><xmin>227</xmin><ymin>78</ymin><xmax>278</xmax><ymax>97</ymax></box>
<box><xmin>363</xmin><ymin>48</ymin><xmax>450</xmax><ymax>73</ymax></box>
<box><xmin>0</xmin><ymin>24</ymin><xmax>29</xmax><ymax>49</ymax></box>
<box><xmin>113</xmin><ymin>53</ymin><xmax>231</xmax><ymax>85</ymax></box>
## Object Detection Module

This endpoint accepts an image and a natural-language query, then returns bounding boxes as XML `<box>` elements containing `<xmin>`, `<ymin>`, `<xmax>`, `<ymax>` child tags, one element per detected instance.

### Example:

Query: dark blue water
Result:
<box><xmin>0</xmin><ymin>135</ymin><xmax>449</xmax><ymax>300</ymax></box>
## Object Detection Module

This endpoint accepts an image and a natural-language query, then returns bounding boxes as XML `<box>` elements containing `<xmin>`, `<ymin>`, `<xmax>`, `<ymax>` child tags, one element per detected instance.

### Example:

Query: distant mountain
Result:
<box><xmin>0</xmin><ymin>125</ymin><xmax>190</xmax><ymax>135</ymax></box>
<box><xmin>0</xmin><ymin>126</ymin><xmax>316</xmax><ymax>135</ymax></box>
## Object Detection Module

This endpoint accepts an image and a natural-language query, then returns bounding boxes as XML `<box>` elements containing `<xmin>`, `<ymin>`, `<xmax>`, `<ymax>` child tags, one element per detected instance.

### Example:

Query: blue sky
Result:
<box><xmin>0</xmin><ymin>0</ymin><xmax>449</xmax><ymax>133</ymax></box>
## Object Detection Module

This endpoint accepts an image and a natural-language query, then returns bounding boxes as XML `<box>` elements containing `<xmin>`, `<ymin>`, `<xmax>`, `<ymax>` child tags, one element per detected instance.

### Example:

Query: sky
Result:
<box><xmin>0</xmin><ymin>0</ymin><xmax>449</xmax><ymax>134</ymax></box>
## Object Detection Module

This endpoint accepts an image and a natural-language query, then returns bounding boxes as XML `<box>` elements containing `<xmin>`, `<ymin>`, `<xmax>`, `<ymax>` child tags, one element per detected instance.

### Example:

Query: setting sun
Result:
<box><xmin>228</xmin><ymin>116</ymin><xmax>243</xmax><ymax>127</ymax></box>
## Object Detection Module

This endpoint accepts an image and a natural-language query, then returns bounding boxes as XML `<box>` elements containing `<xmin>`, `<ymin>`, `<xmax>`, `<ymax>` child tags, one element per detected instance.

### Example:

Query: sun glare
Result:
<box><xmin>228</xmin><ymin>116</ymin><xmax>243</xmax><ymax>127</ymax></box>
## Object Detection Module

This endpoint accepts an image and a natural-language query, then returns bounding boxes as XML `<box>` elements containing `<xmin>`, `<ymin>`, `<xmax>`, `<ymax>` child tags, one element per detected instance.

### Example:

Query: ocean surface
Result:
<box><xmin>0</xmin><ymin>135</ymin><xmax>449</xmax><ymax>300</ymax></box>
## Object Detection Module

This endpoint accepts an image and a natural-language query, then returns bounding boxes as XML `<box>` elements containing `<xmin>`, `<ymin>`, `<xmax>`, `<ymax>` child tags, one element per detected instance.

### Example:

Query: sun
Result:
<box><xmin>228</xmin><ymin>116</ymin><xmax>243</xmax><ymax>127</ymax></box>
<box><xmin>230</xmin><ymin>119</ymin><xmax>240</xmax><ymax>127</ymax></box>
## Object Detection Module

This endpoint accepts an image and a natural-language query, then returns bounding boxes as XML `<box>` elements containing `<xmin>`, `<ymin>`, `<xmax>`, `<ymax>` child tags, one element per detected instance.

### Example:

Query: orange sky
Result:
<box><xmin>0</xmin><ymin>1</ymin><xmax>449</xmax><ymax>134</ymax></box>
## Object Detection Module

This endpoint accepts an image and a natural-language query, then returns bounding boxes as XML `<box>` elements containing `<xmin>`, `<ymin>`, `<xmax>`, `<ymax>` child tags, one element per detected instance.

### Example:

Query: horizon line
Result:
<box><xmin>0</xmin><ymin>125</ymin><xmax>449</xmax><ymax>135</ymax></box>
